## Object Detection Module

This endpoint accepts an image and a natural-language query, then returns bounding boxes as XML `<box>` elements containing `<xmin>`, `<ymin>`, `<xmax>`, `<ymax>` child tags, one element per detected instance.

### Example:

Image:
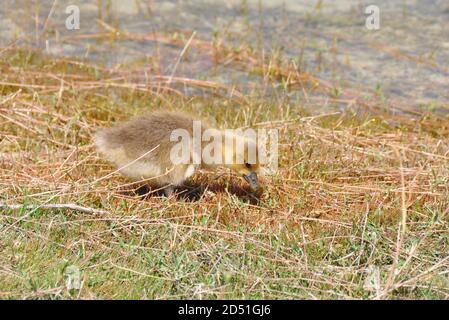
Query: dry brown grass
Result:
<box><xmin>0</xmin><ymin>44</ymin><xmax>448</xmax><ymax>299</ymax></box>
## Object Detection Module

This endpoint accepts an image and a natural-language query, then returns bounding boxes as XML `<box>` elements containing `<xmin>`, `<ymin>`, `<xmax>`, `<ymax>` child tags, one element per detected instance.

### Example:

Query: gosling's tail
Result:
<box><xmin>93</xmin><ymin>130</ymin><xmax>110</xmax><ymax>156</ymax></box>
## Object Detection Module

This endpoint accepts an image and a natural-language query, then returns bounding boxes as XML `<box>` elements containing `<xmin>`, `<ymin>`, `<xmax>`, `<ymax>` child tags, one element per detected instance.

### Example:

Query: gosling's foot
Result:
<box><xmin>176</xmin><ymin>184</ymin><xmax>205</xmax><ymax>201</ymax></box>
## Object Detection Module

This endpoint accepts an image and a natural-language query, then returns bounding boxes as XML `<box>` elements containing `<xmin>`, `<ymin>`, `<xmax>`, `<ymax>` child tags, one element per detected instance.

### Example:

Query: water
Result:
<box><xmin>1</xmin><ymin>0</ymin><xmax>448</xmax><ymax>113</ymax></box>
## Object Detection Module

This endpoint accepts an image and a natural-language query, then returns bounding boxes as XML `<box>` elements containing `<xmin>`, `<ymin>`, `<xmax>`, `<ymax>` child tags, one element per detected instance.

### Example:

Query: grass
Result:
<box><xmin>0</xmin><ymin>40</ymin><xmax>448</xmax><ymax>300</ymax></box>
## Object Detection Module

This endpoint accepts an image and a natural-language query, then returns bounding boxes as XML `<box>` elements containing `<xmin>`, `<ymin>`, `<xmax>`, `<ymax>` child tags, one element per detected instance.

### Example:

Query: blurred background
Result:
<box><xmin>1</xmin><ymin>0</ymin><xmax>448</xmax><ymax>115</ymax></box>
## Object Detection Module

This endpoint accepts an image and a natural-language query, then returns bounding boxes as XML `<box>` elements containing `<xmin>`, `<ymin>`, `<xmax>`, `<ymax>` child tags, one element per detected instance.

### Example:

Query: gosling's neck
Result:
<box><xmin>198</xmin><ymin>129</ymin><xmax>238</xmax><ymax>171</ymax></box>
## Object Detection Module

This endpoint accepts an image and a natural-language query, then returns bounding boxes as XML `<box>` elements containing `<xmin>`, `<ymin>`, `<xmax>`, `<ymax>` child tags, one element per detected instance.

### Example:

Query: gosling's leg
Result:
<box><xmin>135</xmin><ymin>185</ymin><xmax>150</xmax><ymax>197</ymax></box>
<box><xmin>180</xmin><ymin>183</ymin><xmax>204</xmax><ymax>198</ymax></box>
<box><xmin>163</xmin><ymin>185</ymin><xmax>175</xmax><ymax>197</ymax></box>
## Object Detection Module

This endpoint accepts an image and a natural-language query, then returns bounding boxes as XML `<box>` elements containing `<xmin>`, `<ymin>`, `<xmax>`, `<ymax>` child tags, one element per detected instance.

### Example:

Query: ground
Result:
<box><xmin>0</xmin><ymin>45</ymin><xmax>448</xmax><ymax>299</ymax></box>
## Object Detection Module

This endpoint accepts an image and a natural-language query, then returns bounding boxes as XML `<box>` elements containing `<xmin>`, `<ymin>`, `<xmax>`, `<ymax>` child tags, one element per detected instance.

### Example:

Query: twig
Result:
<box><xmin>0</xmin><ymin>203</ymin><xmax>108</xmax><ymax>215</ymax></box>
<box><xmin>167</xmin><ymin>31</ymin><xmax>196</xmax><ymax>86</ymax></box>
<box><xmin>377</xmin><ymin>146</ymin><xmax>408</xmax><ymax>299</ymax></box>
<box><xmin>41</xmin><ymin>0</ymin><xmax>58</xmax><ymax>37</ymax></box>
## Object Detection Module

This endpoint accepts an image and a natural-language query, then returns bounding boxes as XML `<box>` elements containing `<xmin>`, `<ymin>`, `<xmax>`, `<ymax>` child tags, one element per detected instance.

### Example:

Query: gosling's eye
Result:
<box><xmin>245</xmin><ymin>162</ymin><xmax>251</xmax><ymax>169</ymax></box>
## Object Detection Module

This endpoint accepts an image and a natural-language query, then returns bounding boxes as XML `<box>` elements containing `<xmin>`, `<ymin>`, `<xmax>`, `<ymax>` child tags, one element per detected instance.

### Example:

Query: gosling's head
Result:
<box><xmin>223</xmin><ymin>135</ymin><xmax>262</xmax><ymax>191</ymax></box>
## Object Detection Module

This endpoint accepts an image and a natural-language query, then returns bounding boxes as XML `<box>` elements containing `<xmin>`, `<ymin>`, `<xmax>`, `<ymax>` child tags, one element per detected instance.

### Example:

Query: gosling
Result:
<box><xmin>94</xmin><ymin>111</ymin><xmax>262</xmax><ymax>197</ymax></box>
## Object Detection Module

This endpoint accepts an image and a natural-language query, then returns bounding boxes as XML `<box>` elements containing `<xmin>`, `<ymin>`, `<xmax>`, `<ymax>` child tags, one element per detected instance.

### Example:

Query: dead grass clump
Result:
<box><xmin>0</xmin><ymin>48</ymin><xmax>448</xmax><ymax>299</ymax></box>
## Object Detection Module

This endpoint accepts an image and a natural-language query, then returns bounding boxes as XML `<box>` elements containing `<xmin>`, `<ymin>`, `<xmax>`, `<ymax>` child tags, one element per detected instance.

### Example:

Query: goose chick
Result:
<box><xmin>94</xmin><ymin>111</ymin><xmax>262</xmax><ymax>196</ymax></box>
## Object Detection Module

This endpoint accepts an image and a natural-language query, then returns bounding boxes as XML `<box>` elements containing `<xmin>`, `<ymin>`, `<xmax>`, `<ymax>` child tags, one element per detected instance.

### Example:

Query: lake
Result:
<box><xmin>1</xmin><ymin>0</ymin><xmax>448</xmax><ymax>114</ymax></box>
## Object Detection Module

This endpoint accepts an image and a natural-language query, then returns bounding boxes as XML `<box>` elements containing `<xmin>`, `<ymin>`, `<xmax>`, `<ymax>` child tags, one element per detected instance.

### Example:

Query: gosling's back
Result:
<box><xmin>95</xmin><ymin>111</ymin><xmax>205</xmax><ymax>185</ymax></box>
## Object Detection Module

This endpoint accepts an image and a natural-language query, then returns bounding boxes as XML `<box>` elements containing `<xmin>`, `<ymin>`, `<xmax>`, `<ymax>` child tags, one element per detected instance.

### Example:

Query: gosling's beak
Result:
<box><xmin>243</xmin><ymin>171</ymin><xmax>259</xmax><ymax>190</ymax></box>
